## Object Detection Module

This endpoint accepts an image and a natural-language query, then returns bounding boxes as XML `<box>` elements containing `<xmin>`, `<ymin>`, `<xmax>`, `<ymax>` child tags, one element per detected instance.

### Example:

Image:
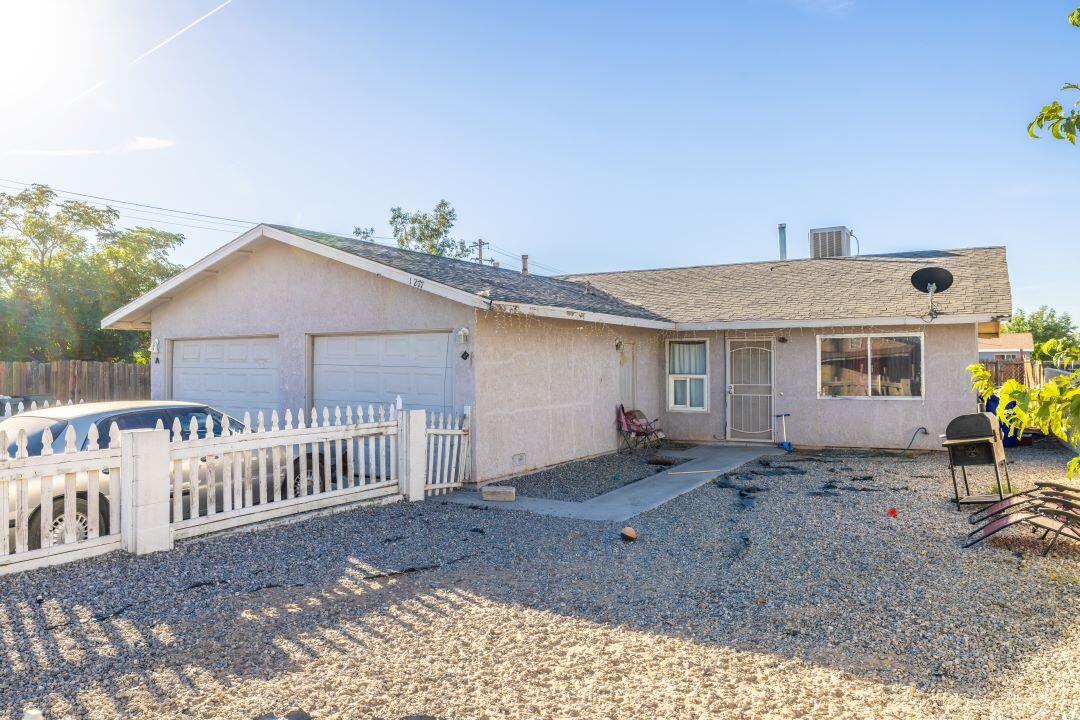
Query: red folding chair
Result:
<box><xmin>617</xmin><ymin>405</ymin><xmax>664</xmax><ymax>452</ymax></box>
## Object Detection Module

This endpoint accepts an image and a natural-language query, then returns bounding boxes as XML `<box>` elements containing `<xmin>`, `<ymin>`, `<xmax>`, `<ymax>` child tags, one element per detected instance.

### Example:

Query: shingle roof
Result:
<box><xmin>269</xmin><ymin>225</ymin><xmax>668</xmax><ymax>321</ymax></box>
<box><xmin>274</xmin><ymin>226</ymin><xmax>1010</xmax><ymax>326</ymax></box>
<box><xmin>560</xmin><ymin>247</ymin><xmax>1011</xmax><ymax>324</ymax></box>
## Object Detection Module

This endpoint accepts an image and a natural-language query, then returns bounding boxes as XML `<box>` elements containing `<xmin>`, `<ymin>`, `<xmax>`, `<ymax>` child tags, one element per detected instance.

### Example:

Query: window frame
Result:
<box><xmin>666</xmin><ymin>338</ymin><xmax>710</xmax><ymax>413</ymax></box>
<box><xmin>816</xmin><ymin>332</ymin><xmax>925</xmax><ymax>400</ymax></box>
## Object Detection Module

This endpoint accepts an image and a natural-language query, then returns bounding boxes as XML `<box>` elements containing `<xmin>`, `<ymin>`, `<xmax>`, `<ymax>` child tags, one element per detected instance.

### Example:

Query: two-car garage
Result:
<box><xmin>171</xmin><ymin>333</ymin><xmax>453</xmax><ymax>419</ymax></box>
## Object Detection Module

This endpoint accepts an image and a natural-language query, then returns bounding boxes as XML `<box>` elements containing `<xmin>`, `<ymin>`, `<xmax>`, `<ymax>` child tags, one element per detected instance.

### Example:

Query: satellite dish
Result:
<box><xmin>910</xmin><ymin>267</ymin><xmax>953</xmax><ymax>294</ymax></box>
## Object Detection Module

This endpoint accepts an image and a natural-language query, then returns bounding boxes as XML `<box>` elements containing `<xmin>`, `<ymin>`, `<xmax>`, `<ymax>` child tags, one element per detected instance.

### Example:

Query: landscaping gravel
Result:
<box><xmin>491</xmin><ymin>450</ymin><xmax>687</xmax><ymax>501</ymax></box>
<box><xmin>2</xmin><ymin>444</ymin><xmax>1079</xmax><ymax>719</ymax></box>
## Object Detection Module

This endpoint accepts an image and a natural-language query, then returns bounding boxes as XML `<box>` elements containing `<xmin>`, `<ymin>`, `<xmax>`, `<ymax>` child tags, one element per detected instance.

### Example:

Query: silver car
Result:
<box><xmin>1</xmin><ymin>401</ymin><xmax>245</xmax><ymax>550</ymax></box>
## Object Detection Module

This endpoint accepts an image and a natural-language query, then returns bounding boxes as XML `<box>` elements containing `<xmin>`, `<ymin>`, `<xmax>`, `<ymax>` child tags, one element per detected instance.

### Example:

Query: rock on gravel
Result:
<box><xmin>0</xmin><ymin>445</ymin><xmax>1078</xmax><ymax>719</ymax></box>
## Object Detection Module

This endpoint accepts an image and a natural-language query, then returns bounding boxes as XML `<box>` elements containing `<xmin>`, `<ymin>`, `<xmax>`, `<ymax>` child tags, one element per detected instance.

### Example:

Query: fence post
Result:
<box><xmin>398</xmin><ymin>409</ymin><xmax>427</xmax><ymax>502</ymax></box>
<box><xmin>120</xmin><ymin>429</ymin><xmax>173</xmax><ymax>555</ymax></box>
<box><xmin>462</xmin><ymin>405</ymin><xmax>472</xmax><ymax>483</ymax></box>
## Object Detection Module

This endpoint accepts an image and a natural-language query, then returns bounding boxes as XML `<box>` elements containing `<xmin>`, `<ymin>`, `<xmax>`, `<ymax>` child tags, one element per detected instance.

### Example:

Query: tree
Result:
<box><xmin>972</xmin><ymin>340</ymin><xmax>1080</xmax><ymax>476</ymax></box>
<box><xmin>1001</xmin><ymin>305</ymin><xmax>1078</xmax><ymax>358</ymax></box>
<box><xmin>1028</xmin><ymin>7</ymin><xmax>1080</xmax><ymax>143</ymax></box>
<box><xmin>0</xmin><ymin>184</ymin><xmax>183</xmax><ymax>362</ymax></box>
<box><xmin>355</xmin><ymin>199</ymin><xmax>470</xmax><ymax>259</ymax></box>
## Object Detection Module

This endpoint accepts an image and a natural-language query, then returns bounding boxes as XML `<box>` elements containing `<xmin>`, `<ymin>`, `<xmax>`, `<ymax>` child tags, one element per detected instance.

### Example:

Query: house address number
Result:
<box><xmin>411</xmin><ymin>278</ymin><xmax>424</xmax><ymax>289</ymax></box>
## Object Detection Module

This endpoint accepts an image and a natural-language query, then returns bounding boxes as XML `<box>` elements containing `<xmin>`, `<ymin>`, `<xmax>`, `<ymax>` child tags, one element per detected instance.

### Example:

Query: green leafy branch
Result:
<box><xmin>1028</xmin><ymin>7</ymin><xmax>1080</xmax><ymax>143</ymax></box>
<box><xmin>969</xmin><ymin>340</ymin><xmax>1080</xmax><ymax>476</ymax></box>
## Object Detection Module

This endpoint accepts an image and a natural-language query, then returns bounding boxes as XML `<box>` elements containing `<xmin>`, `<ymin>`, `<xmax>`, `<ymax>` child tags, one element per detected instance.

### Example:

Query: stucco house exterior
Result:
<box><xmin>102</xmin><ymin>224</ymin><xmax>1012</xmax><ymax>483</ymax></box>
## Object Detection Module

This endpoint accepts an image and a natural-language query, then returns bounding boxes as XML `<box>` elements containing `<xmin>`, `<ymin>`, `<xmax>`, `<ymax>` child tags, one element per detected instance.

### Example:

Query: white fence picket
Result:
<box><xmin>0</xmin><ymin>397</ymin><xmax>468</xmax><ymax>575</ymax></box>
<box><xmin>0</xmin><ymin>420</ymin><xmax>124</xmax><ymax>575</ymax></box>
<box><xmin>423</xmin><ymin>408</ymin><xmax>470</xmax><ymax>496</ymax></box>
<box><xmin>167</xmin><ymin>402</ymin><xmax>400</xmax><ymax>540</ymax></box>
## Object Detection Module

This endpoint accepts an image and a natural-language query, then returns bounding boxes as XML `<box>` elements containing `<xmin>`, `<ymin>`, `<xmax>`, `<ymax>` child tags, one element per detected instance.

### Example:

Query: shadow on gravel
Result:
<box><xmin>1</xmin><ymin>447</ymin><xmax>1079</xmax><ymax>718</ymax></box>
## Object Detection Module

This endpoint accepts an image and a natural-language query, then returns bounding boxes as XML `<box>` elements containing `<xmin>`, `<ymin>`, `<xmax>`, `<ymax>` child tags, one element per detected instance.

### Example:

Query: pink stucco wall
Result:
<box><xmin>148</xmin><ymin>240</ymin><xmax>477</xmax><ymax>413</ymax></box>
<box><xmin>470</xmin><ymin>313</ymin><xmax>663</xmax><ymax>482</ymax></box>
<box><xmin>770</xmin><ymin>323</ymin><xmax>978</xmax><ymax>450</ymax></box>
<box><xmin>652</xmin><ymin>323</ymin><xmax>978</xmax><ymax>450</ymax></box>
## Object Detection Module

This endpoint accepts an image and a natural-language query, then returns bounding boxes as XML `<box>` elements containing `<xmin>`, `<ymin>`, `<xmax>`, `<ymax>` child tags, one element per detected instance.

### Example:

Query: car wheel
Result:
<box><xmin>280</xmin><ymin>456</ymin><xmax>339</xmax><ymax>498</ymax></box>
<box><xmin>28</xmin><ymin>495</ymin><xmax>109</xmax><ymax>550</ymax></box>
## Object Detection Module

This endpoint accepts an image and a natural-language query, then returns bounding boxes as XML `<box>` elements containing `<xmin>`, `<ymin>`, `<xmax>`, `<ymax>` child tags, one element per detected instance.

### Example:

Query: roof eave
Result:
<box><xmin>673</xmin><ymin>313</ymin><xmax>1004</xmax><ymax>331</ymax></box>
<box><xmin>102</xmin><ymin>225</ymin><xmax>491</xmax><ymax>330</ymax></box>
<box><xmin>488</xmin><ymin>301</ymin><xmax>674</xmax><ymax>329</ymax></box>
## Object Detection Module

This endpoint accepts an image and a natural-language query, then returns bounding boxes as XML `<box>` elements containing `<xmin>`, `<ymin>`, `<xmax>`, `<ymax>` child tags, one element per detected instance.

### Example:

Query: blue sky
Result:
<box><xmin>1</xmin><ymin>1</ymin><xmax>1077</xmax><ymax>317</ymax></box>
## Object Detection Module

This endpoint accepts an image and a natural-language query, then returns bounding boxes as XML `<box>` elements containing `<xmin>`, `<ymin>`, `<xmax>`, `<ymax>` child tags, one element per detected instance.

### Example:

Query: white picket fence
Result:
<box><xmin>0</xmin><ymin>399</ymin><xmax>471</xmax><ymax>575</ymax></box>
<box><xmin>0</xmin><ymin>422</ymin><xmax>123</xmax><ymax>572</ymax></box>
<box><xmin>169</xmin><ymin>404</ymin><xmax>401</xmax><ymax>540</ymax></box>
<box><xmin>1</xmin><ymin>398</ymin><xmax>82</xmax><ymax>418</ymax></box>
<box><xmin>425</xmin><ymin>411</ymin><xmax>471</xmax><ymax>495</ymax></box>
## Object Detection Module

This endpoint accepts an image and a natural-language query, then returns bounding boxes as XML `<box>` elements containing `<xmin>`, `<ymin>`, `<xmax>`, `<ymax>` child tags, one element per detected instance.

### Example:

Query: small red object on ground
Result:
<box><xmin>887</xmin><ymin>507</ymin><xmax>898</xmax><ymax>518</ymax></box>
<box><xmin>620</xmin><ymin>527</ymin><xmax>637</xmax><ymax>542</ymax></box>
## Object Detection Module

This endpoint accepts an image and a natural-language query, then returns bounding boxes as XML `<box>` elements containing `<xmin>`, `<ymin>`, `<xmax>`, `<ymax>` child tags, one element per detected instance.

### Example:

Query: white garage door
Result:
<box><xmin>313</xmin><ymin>333</ymin><xmax>451</xmax><ymax>414</ymax></box>
<box><xmin>171</xmin><ymin>338</ymin><xmax>280</xmax><ymax>418</ymax></box>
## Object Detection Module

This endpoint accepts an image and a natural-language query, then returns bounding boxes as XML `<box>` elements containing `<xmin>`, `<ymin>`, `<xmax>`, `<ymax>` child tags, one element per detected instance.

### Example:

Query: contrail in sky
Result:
<box><xmin>69</xmin><ymin>0</ymin><xmax>235</xmax><ymax>105</ymax></box>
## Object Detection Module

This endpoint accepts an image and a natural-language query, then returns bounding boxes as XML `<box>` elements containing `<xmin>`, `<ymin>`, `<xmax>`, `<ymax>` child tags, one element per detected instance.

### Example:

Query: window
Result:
<box><xmin>818</xmin><ymin>334</ymin><xmax>922</xmax><ymax>398</ymax></box>
<box><xmin>668</xmin><ymin>340</ymin><xmax>708</xmax><ymax>411</ymax></box>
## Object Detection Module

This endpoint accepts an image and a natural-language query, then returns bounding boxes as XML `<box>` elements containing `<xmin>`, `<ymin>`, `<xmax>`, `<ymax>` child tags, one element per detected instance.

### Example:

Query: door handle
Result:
<box><xmin>727</xmin><ymin>384</ymin><xmax>734</xmax><ymax>394</ymax></box>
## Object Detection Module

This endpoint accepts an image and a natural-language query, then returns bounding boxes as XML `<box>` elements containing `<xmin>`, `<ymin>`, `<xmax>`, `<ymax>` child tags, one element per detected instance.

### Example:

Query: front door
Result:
<box><xmin>726</xmin><ymin>338</ymin><xmax>773</xmax><ymax>442</ymax></box>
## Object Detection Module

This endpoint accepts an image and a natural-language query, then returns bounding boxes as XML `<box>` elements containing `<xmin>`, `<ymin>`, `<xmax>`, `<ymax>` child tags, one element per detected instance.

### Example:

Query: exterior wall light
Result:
<box><xmin>457</xmin><ymin>327</ymin><xmax>470</xmax><ymax>345</ymax></box>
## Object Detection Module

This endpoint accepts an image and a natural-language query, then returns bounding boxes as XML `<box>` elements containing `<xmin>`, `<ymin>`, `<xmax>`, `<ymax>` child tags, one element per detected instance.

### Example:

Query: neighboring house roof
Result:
<box><xmin>978</xmin><ymin>332</ymin><xmax>1034</xmax><ymax>354</ymax></box>
<box><xmin>102</xmin><ymin>225</ymin><xmax>1012</xmax><ymax>332</ymax></box>
<box><xmin>267</xmin><ymin>225</ymin><xmax>667</xmax><ymax>322</ymax></box>
<box><xmin>561</xmin><ymin>247</ymin><xmax>1011</xmax><ymax>326</ymax></box>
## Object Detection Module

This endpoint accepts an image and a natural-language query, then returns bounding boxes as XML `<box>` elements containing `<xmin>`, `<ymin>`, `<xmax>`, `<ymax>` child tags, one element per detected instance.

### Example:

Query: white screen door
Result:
<box><xmin>727</xmin><ymin>338</ymin><xmax>773</xmax><ymax>442</ymax></box>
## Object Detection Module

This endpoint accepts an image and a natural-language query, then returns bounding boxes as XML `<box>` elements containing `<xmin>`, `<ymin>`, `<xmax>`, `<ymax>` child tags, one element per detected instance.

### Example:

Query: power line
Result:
<box><xmin>0</xmin><ymin>177</ymin><xmax>569</xmax><ymax>273</ymax></box>
<box><xmin>0</xmin><ymin>177</ymin><xmax>259</xmax><ymax>225</ymax></box>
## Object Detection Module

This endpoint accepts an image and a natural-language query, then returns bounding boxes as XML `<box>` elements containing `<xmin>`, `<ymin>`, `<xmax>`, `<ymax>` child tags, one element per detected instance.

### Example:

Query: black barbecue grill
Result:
<box><xmin>942</xmin><ymin>412</ymin><xmax>1013</xmax><ymax>509</ymax></box>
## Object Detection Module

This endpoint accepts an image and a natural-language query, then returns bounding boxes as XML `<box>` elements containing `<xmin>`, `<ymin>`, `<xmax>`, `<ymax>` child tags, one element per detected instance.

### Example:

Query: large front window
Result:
<box><xmin>668</xmin><ymin>340</ymin><xmax>708</xmax><ymax>411</ymax></box>
<box><xmin>818</xmin><ymin>334</ymin><xmax>923</xmax><ymax>398</ymax></box>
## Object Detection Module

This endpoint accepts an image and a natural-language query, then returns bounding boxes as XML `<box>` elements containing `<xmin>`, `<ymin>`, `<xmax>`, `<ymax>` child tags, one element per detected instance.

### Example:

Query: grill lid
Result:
<box><xmin>945</xmin><ymin>412</ymin><xmax>999</xmax><ymax>441</ymax></box>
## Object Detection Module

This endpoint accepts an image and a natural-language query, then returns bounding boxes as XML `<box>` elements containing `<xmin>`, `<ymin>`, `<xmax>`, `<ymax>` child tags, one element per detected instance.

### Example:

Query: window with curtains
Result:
<box><xmin>668</xmin><ymin>339</ymin><xmax>708</xmax><ymax>411</ymax></box>
<box><xmin>818</xmin><ymin>333</ymin><xmax>923</xmax><ymax>398</ymax></box>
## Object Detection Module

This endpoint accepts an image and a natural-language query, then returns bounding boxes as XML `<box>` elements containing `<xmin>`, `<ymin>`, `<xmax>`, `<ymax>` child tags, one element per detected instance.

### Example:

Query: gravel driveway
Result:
<box><xmin>2</xmin><ymin>445</ymin><xmax>1079</xmax><ymax>719</ymax></box>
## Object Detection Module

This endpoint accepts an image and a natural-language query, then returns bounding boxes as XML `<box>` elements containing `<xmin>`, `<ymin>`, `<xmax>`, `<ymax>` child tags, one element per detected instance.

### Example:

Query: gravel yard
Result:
<box><xmin>490</xmin><ymin>450</ymin><xmax>687</xmax><ymax>501</ymax></box>
<box><xmin>2</xmin><ymin>444</ymin><xmax>1080</xmax><ymax>719</ymax></box>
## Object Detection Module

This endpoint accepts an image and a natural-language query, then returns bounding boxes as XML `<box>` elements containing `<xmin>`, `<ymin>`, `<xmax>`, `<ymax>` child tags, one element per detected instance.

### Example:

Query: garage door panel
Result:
<box><xmin>381</xmin><ymin>337</ymin><xmax>412</xmax><ymax>365</ymax></box>
<box><xmin>313</xmin><ymin>333</ymin><xmax>451</xmax><ymax>413</ymax></box>
<box><xmin>412</xmin><ymin>336</ymin><xmax>448</xmax><ymax>365</ymax></box>
<box><xmin>202</xmin><ymin>371</ymin><xmax>225</xmax><ymax>394</ymax></box>
<box><xmin>412</xmin><ymin>369</ymin><xmax>446</xmax><ymax>398</ymax></box>
<box><xmin>172</xmin><ymin>338</ymin><xmax>280</xmax><ymax>418</ymax></box>
<box><xmin>379</xmin><ymin>370</ymin><xmax>413</xmax><ymax>397</ymax></box>
<box><xmin>179</xmin><ymin>343</ymin><xmax>203</xmax><ymax>363</ymax></box>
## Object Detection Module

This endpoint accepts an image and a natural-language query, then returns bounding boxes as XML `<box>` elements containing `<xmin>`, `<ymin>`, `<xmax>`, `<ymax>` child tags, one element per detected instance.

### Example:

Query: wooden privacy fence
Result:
<box><xmin>0</xmin><ymin>360</ymin><xmax>149</xmax><ymax>402</ymax></box>
<box><xmin>0</xmin><ymin>397</ymin><xmax>471</xmax><ymax>576</ymax></box>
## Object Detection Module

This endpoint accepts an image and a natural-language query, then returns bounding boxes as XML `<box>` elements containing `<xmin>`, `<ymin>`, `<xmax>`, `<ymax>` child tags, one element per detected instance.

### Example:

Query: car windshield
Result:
<box><xmin>0</xmin><ymin>416</ymin><xmax>70</xmax><ymax>456</ymax></box>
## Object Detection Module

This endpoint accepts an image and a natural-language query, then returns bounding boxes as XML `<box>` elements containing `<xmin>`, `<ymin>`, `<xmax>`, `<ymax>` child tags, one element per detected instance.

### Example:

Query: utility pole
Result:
<box><xmin>469</xmin><ymin>239</ymin><xmax>494</xmax><ymax>266</ymax></box>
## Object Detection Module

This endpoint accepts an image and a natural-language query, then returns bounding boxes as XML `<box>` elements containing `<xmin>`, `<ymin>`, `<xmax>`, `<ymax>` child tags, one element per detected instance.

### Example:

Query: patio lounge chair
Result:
<box><xmin>967</xmin><ymin>482</ymin><xmax>1080</xmax><ymax>525</ymax></box>
<box><xmin>964</xmin><ymin>495</ymin><xmax>1080</xmax><ymax>555</ymax></box>
<box><xmin>617</xmin><ymin>405</ymin><xmax>664</xmax><ymax>452</ymax></box>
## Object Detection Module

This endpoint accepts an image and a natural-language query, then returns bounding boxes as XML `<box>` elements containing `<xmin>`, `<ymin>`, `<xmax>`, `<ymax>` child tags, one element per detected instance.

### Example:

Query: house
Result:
<box><xmin>978</xmin><ymin>332</ymin><xmax>1034</xmax><ymax>361</ymax></box>
<box><xmin>102</xmin><ymin>224</ymin><xmax>1012</xmax><ymax>482</ymax></box>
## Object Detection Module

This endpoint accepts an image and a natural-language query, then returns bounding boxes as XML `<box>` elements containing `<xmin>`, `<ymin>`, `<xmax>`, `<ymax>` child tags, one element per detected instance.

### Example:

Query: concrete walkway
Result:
<box><xmin>446</xmin><ymin>444</ymin><xmax>784</xmax><ymax>522</ymax></box>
